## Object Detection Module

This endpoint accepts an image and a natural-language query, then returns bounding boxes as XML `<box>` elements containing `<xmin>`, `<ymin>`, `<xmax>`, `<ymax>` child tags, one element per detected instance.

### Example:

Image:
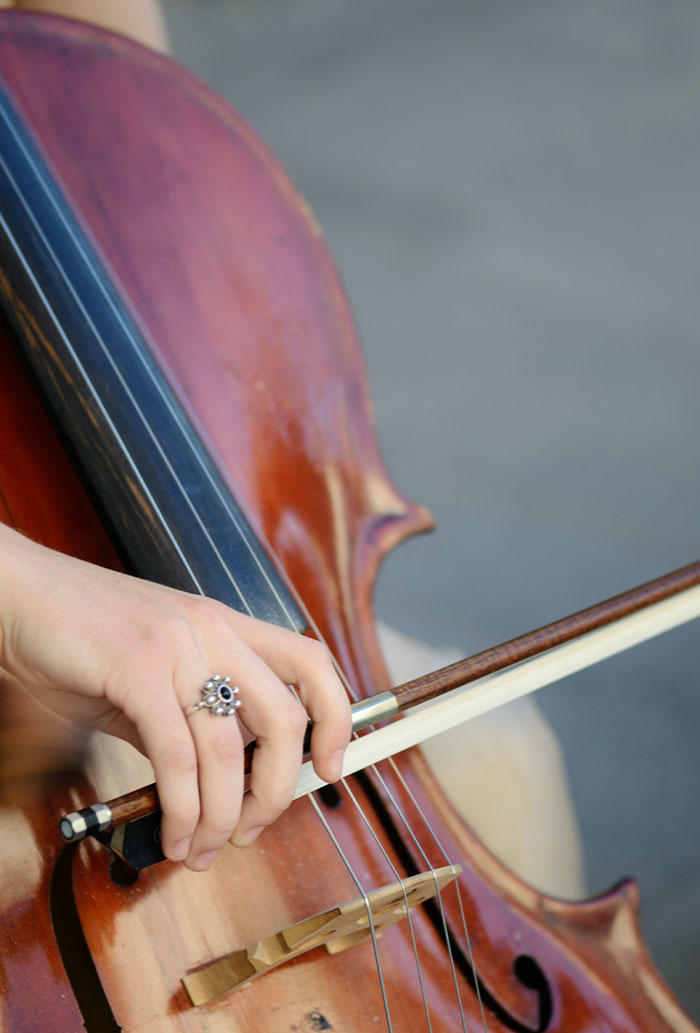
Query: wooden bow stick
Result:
<box><xmin>60</xmin><ymin>559</ymin><xmax>700</xmax><ymax>841</ymax></box>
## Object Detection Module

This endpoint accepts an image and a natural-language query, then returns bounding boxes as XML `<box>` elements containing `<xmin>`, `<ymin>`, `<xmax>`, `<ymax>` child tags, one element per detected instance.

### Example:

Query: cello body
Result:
<box><xmin>0</xmin><ymin>12</ymin><xmax>695</xmax><ymax>1032</ymax></box>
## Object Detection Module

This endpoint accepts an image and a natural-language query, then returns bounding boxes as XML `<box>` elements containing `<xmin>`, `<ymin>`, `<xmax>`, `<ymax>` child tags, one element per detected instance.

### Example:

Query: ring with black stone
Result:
<box><xmin>186</xmin><ymin>674</ymin><xmax>241</xmax><ymax>717</ymax></box>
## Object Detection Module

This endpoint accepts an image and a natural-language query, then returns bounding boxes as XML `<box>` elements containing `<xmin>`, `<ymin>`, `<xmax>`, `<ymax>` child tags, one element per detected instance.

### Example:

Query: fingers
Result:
<box><xmin>292</xmin><ymin>640</ymin><xmax>352</xmax><ymax>784</ymax></box>
<box><xmin>174</xmin><ymin>613</ymin><xmax>350</xmax><ymax>859</ymax></box>
<box><xmin>226</xmin><ymin>658</ymin><xmax>309</xmax><ymax>848</ymax></box>
<box><xmin>213</xmin><ymin>612</ymin><xmax>352</xmax><ymax>784</ymax></box>
<box><xmin>183</xmin><ymin>702</ymin><xmax>244</xmax><ymax>870</ymax></box>
<box><xmin>177</xmin><ymin>644</ymin><xmax>283</xmax><ymax>867</ymax></box>
<box><xmin>127</xmin><ymin>661</ymin><xmax>247</xmax><ymax>869</ymax></box>
<box><xmin>102</xmin><ymin>592</ymin><xmax>350</xmax><ymax>869</ymax></box>
<box><xmin>2</xmin><ymin>531</ymin><xmax>350</xmax><ymax>870</ymax></box>
<box><xmin>126</xmin><ymin>684</ymin><xmax>201</xmax><ymax>863</ymax></box>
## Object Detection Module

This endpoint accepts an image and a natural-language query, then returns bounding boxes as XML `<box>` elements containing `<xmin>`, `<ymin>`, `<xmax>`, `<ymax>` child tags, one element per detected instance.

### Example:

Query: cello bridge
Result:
<box><xmin>182</xmin><ymin>864</ymin><xmax>461</xmax><ymax>1007</ymax></box>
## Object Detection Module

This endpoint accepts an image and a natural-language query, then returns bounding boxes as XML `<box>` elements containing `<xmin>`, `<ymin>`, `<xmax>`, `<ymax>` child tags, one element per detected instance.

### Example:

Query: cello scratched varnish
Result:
<box><xmin>0</xmin><ymin>12</ymin><xmax>696</xmax><ymax>1032</ymax></box>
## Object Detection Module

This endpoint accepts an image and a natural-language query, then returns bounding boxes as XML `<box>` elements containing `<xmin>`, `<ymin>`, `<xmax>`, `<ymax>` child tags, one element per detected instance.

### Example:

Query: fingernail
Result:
<box><xmin>189</xmin><ymin>849</ymin><xmax>217</xmax><ymax>871</ymax></box>
<box><xmin>232</xmin><ymin>825</ymin><xmax>265</xmax><ymax>848</ymax></box>
<box><xmin>329</xmin><ymin>749</ymin><xmax>346</xmax><ymax>781</ymax></box>
<box><xmin>169</xmin><ymin>839</ymin><xmax>190</xmax><ymax>861</ymax></box>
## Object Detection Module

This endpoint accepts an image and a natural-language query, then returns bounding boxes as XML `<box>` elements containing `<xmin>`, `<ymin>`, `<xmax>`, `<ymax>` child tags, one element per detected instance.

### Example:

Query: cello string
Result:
<box><xmin>0</xmin><ymin>211</ymin><xmax>209</xmax><ymax>604</ymax></box>
<box><xmin>2</xmin><ymin>106</ymin><xmax>411</xmax><ymax>1030</ymax></box>
<box><xmin>364</xmin><ymin>764</ymin><xmax>473</xmax><ymax>1033</ymax></box>
<box><xmin>382</xmin><ymin>759</ymin><xmax>489</xmax><ymax>1033</ymax></box>
<box><xmin>3</xmin><ymin>96</ymin><xmax>405</xmax><ymax>685</ymax></box>
<box><xmin>284</xmin><ymin>673</ymin><xmax>432</xmax><ymax>1031</ymax></box>
<box><xmin>0</xmin><ymin>222</ymin><xmax>398</xmax><ymax>1028</ymax></box>
<box><xmin>1</xmin><ymin>148</ymin><xmax>414</xmax><ymax>1031</ymax></box>
<box><xmin>2</xmin><ymin>191</ymin><xmax>474</xmax><ymax>1033</ymax></box>
<box><xmin>306</xmin><ymin>793</ymin><xmax>396</xmax><ymax>1033</ymax></box>
<box><xmin>287</xmin><ymin>654</ymin><xmax>481</xmax><ymax>1029</ymax></box>
<box><xmin>280</xmin><ymin>600</ymin><xmax>487</xmax><ymax>1029</ymax></box>
<box><xmin>0</xmin><ymin>156</ymin><xmax>264</xmax><ymax>623</ymax></box>
<box><xmin>337</xmin><ymin>776</ymin><xmax>437</xmax><ymax>1033</ymax></box>
<box><xmin>0</xmin><ymin>95</ymin><xmax>308</xmax><ymax>631</ymax></box>
<box><xmin>2</xmin><ymin>95</ymin><xmax>479</xmax><ymax>1025</ymax></box>
<box><xmin>301</xmin><ymin>699</ymin><xmax>476</xmax><ymax>1028</ymax></box>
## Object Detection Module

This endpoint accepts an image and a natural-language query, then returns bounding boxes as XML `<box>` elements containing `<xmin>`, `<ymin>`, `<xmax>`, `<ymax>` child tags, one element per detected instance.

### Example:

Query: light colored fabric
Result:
<box><xmin>377</xmin><ymin>621</ymin><xmax>586</xmax><ymax>899</ymax></box>
<box><xmin>6</xmin><ymin>1</ymin><xmax>169</xmax><ymax>52</ymax></box>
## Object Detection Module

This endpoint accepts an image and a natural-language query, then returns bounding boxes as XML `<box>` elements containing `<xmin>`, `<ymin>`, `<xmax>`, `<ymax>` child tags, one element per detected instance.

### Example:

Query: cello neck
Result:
<box><xmin>0</xmin><ymin>81</ymin><xmax>304</xmax><ymax>629</ymax></box>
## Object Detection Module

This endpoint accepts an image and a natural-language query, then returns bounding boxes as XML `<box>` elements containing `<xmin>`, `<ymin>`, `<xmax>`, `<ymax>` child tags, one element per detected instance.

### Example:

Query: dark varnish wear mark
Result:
<box><xmin>301</xmin><ymin>1011</ymin><xmax>333</xmax><ymax>1031</ymax></box>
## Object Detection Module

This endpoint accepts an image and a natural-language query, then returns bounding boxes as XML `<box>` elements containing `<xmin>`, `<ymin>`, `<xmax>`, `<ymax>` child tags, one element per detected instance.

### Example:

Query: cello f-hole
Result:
<box><xmin>49</xmin><ymin>845</ymin><xmax>122</xmax><ymax>1033</ymax></box>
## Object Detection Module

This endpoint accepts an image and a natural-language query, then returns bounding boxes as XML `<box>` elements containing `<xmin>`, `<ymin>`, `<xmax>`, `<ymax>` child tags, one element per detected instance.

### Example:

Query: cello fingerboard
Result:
<box><xmin>0</xmin><ymin>79</ymin><xmax>306</xmax><ymax>631</ymax></box>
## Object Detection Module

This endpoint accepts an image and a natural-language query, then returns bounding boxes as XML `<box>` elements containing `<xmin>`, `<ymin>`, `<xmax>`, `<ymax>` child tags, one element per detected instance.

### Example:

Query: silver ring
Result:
<box><xmin>186</xmin><ymin>674</ymin><xmax>241</xmax><ymax>717</ymax></box>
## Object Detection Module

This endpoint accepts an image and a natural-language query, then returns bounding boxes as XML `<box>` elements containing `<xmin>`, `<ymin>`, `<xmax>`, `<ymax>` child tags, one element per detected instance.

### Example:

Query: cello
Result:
<box><xmin>0</xmin><ymin>9</ymin><xmax>697</xmax><ymax>1031</ymax></box>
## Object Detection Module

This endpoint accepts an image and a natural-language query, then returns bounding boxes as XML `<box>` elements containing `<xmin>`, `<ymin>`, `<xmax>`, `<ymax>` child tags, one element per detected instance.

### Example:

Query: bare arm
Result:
<box><xmin>0</xmin><ymin>525</ymin><xmax>351</xmax><ymax>869</ymax></box>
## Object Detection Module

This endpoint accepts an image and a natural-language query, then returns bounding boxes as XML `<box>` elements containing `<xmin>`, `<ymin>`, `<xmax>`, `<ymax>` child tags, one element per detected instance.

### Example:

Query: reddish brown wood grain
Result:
<box><xmin>0</xmin><ymin>11</ymin><xmax>696</xmax><ymax>1033</ymax></box>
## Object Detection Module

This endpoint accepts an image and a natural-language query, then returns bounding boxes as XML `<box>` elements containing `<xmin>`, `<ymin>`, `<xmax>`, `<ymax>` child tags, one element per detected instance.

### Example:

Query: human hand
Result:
<box><xmin>0</xmin><ymin>525</ymin><xmax>351</xmax><ymax>870</ymax></box>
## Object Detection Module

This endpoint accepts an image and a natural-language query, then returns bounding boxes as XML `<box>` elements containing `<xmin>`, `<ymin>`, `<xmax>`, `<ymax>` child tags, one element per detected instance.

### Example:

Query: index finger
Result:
<box><xmin>126</xmin><ymin>686</ymin><xmax>200</xmax><ymax>861</ymax></box>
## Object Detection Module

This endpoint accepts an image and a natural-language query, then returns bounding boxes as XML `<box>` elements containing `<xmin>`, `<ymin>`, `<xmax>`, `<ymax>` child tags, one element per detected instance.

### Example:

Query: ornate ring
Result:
<box><xmin>186</xmin><ymin>674</ymin><xmax>241</xmax><ymax>717</ymax></box>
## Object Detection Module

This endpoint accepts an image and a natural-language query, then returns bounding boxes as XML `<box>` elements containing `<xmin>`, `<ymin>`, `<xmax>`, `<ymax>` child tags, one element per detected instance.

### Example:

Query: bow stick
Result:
<box><xmin>60</xmin><ymin>558</ymin><xmax>700</xmax><ymax>842</ymax></box>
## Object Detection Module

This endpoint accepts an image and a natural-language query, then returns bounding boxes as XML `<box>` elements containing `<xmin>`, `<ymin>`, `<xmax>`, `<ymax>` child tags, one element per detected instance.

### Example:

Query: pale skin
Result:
<box><xmin>0</xmin><ymin>524</ymin><xmax>352</xmax><ymax>870</ymax></box>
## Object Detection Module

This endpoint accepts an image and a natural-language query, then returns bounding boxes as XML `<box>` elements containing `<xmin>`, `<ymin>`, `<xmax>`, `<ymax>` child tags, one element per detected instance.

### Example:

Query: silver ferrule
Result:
<box><xmin>350</xmin><ymin>690</ymin><xmax>399</xmax><ymax>732</ymax></box>
<box><xmin>59</xmin><ymin>802</ymin><xmax>113</xmax><ymax>842</ymax></box>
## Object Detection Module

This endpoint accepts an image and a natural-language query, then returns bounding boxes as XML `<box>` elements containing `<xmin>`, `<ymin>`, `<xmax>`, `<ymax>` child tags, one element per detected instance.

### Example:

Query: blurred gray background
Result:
<box><xmin>163</xmin><ymin>0</ymin><xmax>700</xmax><ymax>1018</ymax></box>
